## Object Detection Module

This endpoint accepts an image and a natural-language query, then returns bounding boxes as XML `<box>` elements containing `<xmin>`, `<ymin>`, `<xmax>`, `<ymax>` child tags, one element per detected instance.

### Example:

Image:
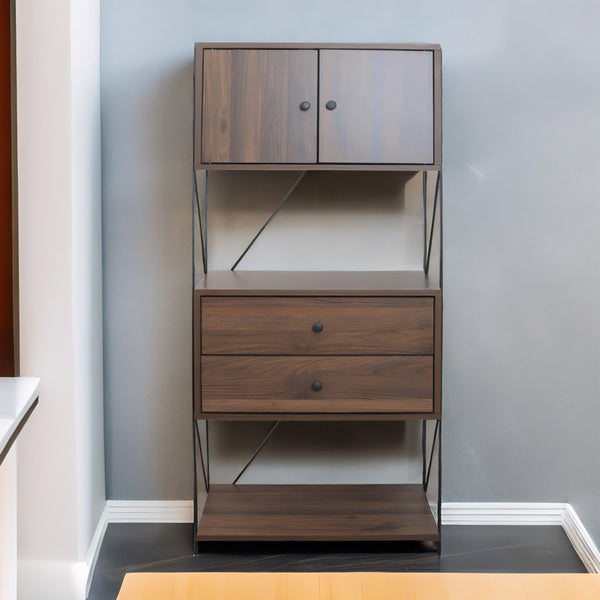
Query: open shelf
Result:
<box><xmin>196</xmin><ymin>484</ymin><xmax>439</xmax><ymax>542</ymax></box>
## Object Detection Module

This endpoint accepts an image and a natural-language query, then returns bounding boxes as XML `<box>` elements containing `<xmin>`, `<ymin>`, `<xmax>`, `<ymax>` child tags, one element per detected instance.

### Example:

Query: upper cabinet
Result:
<box><xmin>194</xmin><ymin>44</ymin><xmax>441</xmax><ymax>170</ymax></box>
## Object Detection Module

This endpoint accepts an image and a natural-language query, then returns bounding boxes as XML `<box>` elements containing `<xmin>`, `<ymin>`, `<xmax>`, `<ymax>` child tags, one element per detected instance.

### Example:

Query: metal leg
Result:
<box><xmin>205</xmin><ymin>420</ymin><xmax>210</xmax><ymax>488</ymax></box>
<box><xmin>192</xmin><ymin>419</ymin><xmax>198</xmax><ymax>554</ymax></box>
<box><xmin>193</xmin><ymin>420</ymin><xmax>210</xmax><ymax>554</ymax></box>
<box><xmin>231</xmin><ymin>171</ymin><xmax>307</xmax><ymax>271</ymax></box>
<box><xmin>424</xmin><ymin>420</ymin><xmax>440</xmax><ymax>493</ymax></box>
<box><xmin>194</xmin><ymin>420</ymin><xmax>209</xmax><ymax>493</ymax></box>
<box><xmin>422</xmin><ymin>172</ymin><xmax>428</xmax><ymax>272</ymax></box>
<box><xmin>421</xmin><ymin>420</ymin><xmax>427</xmax><ymax>486</ymax></box>
<box><xmin>423</xmin><ymin>418</ymin><xmax>442</xmax><ymax>553</ymax></box>
<box><xmin>232</xmin><ymin>421</ymin><xmax>281</xmax><ymax>484</ymax></box>
<box><xmin>437</xmin><ymin>419</ymin><xmax>443</xmax><ymax>549</ymax></box>
<box><xmin>439</xmin><ymin>170</ymin><xmax>444</xmax><ymax>289</ymax></box>
<box><xmin>194</xmin><ymin>170</ymin><xmax>208</xmax><ymax>274</ymax></box>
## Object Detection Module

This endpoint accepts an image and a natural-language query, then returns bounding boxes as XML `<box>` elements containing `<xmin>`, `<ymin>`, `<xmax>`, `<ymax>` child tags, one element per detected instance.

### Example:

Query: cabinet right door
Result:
<box><xmin>319</xmin><ymin>50</ymin><xmax>434</xmax><ymax>165</ymax></box>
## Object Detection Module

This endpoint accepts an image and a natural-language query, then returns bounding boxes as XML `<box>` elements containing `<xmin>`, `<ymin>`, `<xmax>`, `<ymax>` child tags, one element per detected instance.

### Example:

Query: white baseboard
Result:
<box><xmin>562</xmin><ymin>504</ymin><xmax>600</xmax><ymax>573</ymax></box>
<box><xmin>82</xmin><ymin>499</ymin><xmax>600</xmax><ymax>594</ymax></box>
<box><xmin>84</xmin><ymin>503</ymin><xmax>109</xmax><ymax>598</ymax></box>
<box><xmin>443</xmin><ymin>502</ymin><xmax>600</xmax><ymax>573</ymax></box>
<box><xmin>442</xmin><ymin>502</ymin><xmax>565</xmax><ymax>525</ymax></box>
<box><xmin>83</xmin><ymin>501</ymin><xmax>194</xmax><ymax>596</ymax></box>
<box><xmin>106</xmin><ymin>500</ymin><xmax>194</xmax><ymax>523</ymax></box>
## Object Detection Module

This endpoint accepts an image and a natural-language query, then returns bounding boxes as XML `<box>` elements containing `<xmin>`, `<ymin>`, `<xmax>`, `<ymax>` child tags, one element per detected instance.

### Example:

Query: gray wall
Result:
<box><xmin>101</xmin><ymin>0</ymin><xmax>600</xmax><ymax>543</ymax></box>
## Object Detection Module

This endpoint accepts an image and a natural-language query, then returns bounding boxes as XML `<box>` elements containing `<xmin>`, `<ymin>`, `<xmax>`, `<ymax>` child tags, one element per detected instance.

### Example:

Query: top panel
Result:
<box><xmin>195</xmin><ymin>270</ymin><xmax>441</xmax><ymax>296</ymax></box>
<box><xmin>194</xmin><ymin>43</ymin><xmax>441</xmax><ymax>170</ymax></box>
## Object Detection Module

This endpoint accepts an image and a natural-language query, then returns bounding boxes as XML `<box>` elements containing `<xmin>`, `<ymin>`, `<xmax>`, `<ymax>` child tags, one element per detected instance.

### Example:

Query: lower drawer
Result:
<box><xmin>201</xmin><ymin>356</ymin><xmax>433</xmax><ymax>413</ymax></box>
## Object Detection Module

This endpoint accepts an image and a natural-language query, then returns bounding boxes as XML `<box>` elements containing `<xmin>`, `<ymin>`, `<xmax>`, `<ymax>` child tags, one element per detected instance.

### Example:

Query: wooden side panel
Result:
<box><xmin>201</xmin><ymin>355</ymin><xmax>433</xmax><ymax>413</ymax></box>
<box><xmin>202</xmin><ymin>49</ymin><xmax>317</xmax><ymax>164</ymax></box>
<box><xmin>202</xmin><ymin>297</ymin><xmax>434</xmax><ymax>355</ymax></box>
<box><xmin>0</xmin><ymin>0</ymin><xmax>13</xmax><ymax>376</ymax></box>
<box><xmin>320</xmin><ymin>50</ymin><xmax>434</xmax><ymax>164</ymax></box>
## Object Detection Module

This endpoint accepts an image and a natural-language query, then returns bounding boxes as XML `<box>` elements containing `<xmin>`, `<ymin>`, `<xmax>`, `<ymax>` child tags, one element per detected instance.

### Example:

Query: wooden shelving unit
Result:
<box><xmin>192</xmin><ymin>43</ymin><xmax>443</xmax><ymax>551</ymax></box>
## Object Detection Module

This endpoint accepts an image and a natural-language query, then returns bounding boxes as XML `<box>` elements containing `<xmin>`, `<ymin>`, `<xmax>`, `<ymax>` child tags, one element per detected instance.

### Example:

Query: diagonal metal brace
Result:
<box><xmin>233</xmin><ymin>421</ymin><xmax>281</xmax><ymax>484</ymax></box>
<box><xmin>194</xmin><ymin>170</ymin><xmax>208</xmax><ymax>274</ymax></box>
<box><xmin>424</xmin><ymin>420</ymin><xmax>440</xmax><ymax>492</ymax></box>
<box><xmin>195</xmin><ymin>420</ymin><xmax>209</xmax><ymax>493</ymax></box>
<box><xmin>231</xmin><ymin>171</ymin><xmax>308</xmax><ymax>271</ymax></box>
<box><xmin>423</xmin><ymin>170</ymin><xmax>441</xmax><ymax>275</ymax></box>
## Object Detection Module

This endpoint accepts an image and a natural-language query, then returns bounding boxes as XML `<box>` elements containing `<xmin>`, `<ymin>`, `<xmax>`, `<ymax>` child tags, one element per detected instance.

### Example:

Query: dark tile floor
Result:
<box><xmin>87</xmin><ymin>524</ymin><xmax>586</xmax><ymax>600</ymax></box>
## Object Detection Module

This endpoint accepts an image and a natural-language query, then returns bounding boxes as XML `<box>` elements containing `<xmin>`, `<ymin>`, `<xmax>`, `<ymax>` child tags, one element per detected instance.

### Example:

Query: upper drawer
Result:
<box><xmin>201</xmin><ymin>297</ymin><xmax>434</xmax><ymax>355</ymax></box>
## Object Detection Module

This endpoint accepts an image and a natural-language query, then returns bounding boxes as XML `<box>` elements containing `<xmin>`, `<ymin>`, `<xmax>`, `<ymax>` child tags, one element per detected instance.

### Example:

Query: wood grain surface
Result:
<box><xmin>319</xmin><ymin>50</ymin><xmax>434</xmax><ymax>164</ymax></box>
<box><xmin>201</xmin><ymin>355</ymin><xmax>433</xmax><ymax>413</ymax></box>
<box><xmin>202</xmin><ymin>49</ymin><xmax>317</xmax><ymax>164</ymax></box>
<box><xmin>202</xmin><ymin>297</ymin><xmax>434</xmax><ymax>355</ymax></box>
<box><xmin>193</xmin><ymin>43</ymin><xmax>441</xmax><ymax>170</ymax></box>
<box><xmin>320</xmin><ymin>573</ymin><xmax>600</xmax><ymax>600</ymax></box>
<box><xmin>196</xmin><ymin>484</ymin><xmax>439</xmax><ymax>542</ymax></box>
<box><xmin>118</xmin><ymin>573</ymin><xmax>600</xmax><ymax>600</ymax></box>
<box><xmin>195</xmin><ymin>270</ymin><xmax>441</xmax><ymax>296</ymax></box>
<box><xmin>119</xmin><ymin>573</ymin><xmax>318</xmax><ymax>600</ymax></box>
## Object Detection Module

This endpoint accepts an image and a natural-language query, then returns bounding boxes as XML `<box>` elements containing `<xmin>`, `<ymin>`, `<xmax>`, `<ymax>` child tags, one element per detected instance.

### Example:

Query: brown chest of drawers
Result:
<box><xmin>194</xmin><ymin>271</ymin><xmax>441</xmax><ymax>421</ymax></box>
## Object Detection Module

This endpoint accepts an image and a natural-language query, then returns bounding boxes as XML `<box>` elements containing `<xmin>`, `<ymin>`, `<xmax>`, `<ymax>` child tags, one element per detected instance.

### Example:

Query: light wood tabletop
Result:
<box><xmin>117</xmin><ymin>572</ymin><xmax>600</xmax><ymax>600</ymax></box>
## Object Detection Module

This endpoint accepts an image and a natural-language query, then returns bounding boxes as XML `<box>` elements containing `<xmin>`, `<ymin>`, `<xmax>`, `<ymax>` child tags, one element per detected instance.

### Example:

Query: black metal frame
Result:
<box><xmin>423</xmin><ymin>170</ymin><xmax>441</xmax><ymax>275</ymax></box>
<box><xmin>192</xmin><ymin>167</ymin><xmax>443</xmax><ymax>553</ymax></box>
<box><xmin>194</xmin><ymin>170</ymin><xmax>208</xmax><ymax>274</ymax></box>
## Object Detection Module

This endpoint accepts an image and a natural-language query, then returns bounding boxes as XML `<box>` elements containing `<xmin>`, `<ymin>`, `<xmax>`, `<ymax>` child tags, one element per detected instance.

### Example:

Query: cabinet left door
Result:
<box><xmin>199</xmin><ymin>49</ymin><xmax>318</xmax><ymax>164</ymax></box>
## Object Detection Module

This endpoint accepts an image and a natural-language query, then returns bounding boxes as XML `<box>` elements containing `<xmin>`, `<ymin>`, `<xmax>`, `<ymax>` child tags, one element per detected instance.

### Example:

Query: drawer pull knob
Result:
<box><xmin>311</xmin><ymin>381</ymin><xmax>323</xmax><ymax>392</ymax></box>
<box><xmin>312</xmin><ymin>322</ymin><xmax>324</xmax><ymax>333</ymax></box>
<box><xmin>325</xmin><ymin>100</ymin><xmax>337</xmax><ymax>110</ymax></box>
<box><xmin>299</xmin><ymin>100</ymin><xmax>311</xmax><ymax>111</ymax></box>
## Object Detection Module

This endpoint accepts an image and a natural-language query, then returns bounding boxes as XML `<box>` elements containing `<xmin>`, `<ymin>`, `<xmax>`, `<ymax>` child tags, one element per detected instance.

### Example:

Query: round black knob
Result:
<box><xmin>312</xmin><ymin>322</ymin><xmax>323</xmax><ymax>333</ymax></box>
<box><xmin>325</xmin><ymin>100</ymin><xmax>337</xmax><ymax>110</ymax></box>
<box><xmin>311</xmin><ymin>381</ymin><xmax>323</xmax><ymax>392</ymax></box>
<box><xmin>299</xmin><ymin>101</ymin><xmax>311</xmax><ymax>111</ymax></box>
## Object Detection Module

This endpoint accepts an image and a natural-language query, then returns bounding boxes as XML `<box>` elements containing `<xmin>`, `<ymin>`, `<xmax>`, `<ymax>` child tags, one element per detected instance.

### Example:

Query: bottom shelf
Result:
<box><xmin>196</xmin><ymin>484</ymin><xmax>439</xmax><ymax>542</ymax></box>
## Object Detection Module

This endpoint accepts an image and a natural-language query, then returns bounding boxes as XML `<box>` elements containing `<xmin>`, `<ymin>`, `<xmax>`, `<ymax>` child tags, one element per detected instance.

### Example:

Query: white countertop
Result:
<box><xmin>0</xmin><ymin>377</ymin><xmax>40</xmax><ymax>465</ymax></box>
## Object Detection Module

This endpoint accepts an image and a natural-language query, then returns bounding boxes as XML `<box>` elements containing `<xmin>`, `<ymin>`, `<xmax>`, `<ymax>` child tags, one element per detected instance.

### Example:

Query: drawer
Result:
<box><xmin>201</xmin><ymin>297</ymin><xmax>434</xmax><ymax>355</ymax></box>
<box><xmin>201</xmin><ymin>355</ymin><xmax>433</xmax><ymax>413</ymax></box>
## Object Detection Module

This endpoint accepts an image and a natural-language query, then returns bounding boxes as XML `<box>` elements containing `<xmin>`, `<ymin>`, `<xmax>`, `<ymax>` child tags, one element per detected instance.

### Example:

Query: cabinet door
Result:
<box><xmin>319</xmin><ymin>50</ymin><xmax>434</xmax><ymax>164</ymax></box>
<box><xmin>202</xmin><ymin>49</ymin><xmax>318</xmax><ymax>164</ymax></box>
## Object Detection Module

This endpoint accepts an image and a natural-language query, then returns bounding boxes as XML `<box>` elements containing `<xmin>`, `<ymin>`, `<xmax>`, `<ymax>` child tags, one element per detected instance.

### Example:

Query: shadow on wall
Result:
<box><xmin>209</xmin><ymin>420</ymin><xmax>423</xmax><ymax>485</ymax></box>
<box><xmin>201</xmin><ymin>170</ymin><xmax>426</xmax><ymax>273</ymax></box>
